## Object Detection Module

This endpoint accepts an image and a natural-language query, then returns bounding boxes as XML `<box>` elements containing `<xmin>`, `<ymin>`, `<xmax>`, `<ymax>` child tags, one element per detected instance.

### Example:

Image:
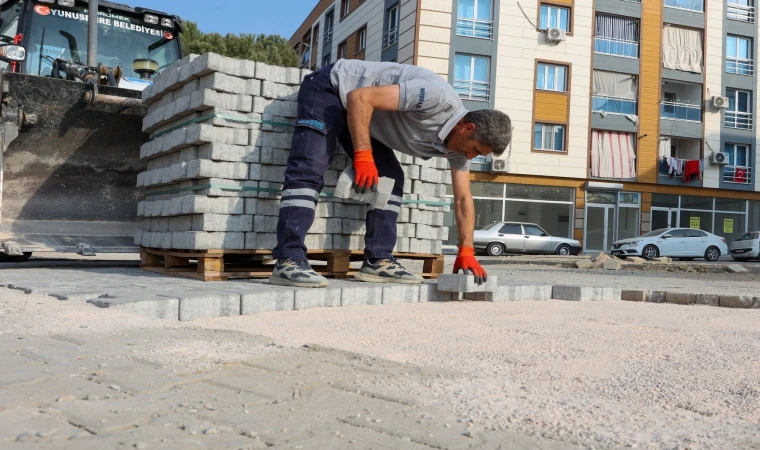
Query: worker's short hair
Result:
<box><xmin>463</xmin><ymin>110</ymin><xmax>512</xmax><ymax>156</ymax></box>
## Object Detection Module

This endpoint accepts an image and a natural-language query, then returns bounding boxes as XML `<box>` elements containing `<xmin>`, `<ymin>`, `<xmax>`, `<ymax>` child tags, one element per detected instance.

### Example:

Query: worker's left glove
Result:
<box><xmin>453</xmin><ymin>246</ymin><xmax>488</xmax><ymax>285</ymax></box>
<box><xmin>353</xmin><ymin>149</ymin><xmax>379</xmax><ymax>194</ymax></box>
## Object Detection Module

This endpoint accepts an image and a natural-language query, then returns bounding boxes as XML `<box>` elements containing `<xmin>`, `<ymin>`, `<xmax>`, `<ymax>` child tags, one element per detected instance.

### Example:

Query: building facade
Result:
<box><xmin>291</xmin><ymin>0</ymin><xmax>760</xmax><ymax>253</ymax></box>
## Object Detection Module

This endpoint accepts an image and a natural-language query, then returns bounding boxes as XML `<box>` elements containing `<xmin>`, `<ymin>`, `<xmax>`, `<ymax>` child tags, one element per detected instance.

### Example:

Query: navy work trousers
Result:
<box><xmin>271</xmin><ymin>64</ymin><xmax>404</xmax><ymax>260</ymax></box>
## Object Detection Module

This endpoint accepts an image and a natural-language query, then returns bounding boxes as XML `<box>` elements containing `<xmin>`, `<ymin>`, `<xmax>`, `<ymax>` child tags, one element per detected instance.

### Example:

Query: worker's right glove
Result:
<box><xmin>353</xmin><ymin>149</ymin><xmax>379</xmax><ymax>194</ymax></box>
<box><xmin>453</xmin><ymin>246</ymin><xmax>488</xmax><ymax>285</ymax></box>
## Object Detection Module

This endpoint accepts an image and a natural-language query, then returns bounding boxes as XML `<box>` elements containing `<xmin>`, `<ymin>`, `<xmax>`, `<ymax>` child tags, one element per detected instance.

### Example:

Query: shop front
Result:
<box><xmin>583</xmin><ymin>189</ymin><xmax>641</xmax><ymax>253</ymax></box>
<box><xmin>650</xmin><ymin>194</ymin><xmax>750</xmax><ymax>242</ymax></box>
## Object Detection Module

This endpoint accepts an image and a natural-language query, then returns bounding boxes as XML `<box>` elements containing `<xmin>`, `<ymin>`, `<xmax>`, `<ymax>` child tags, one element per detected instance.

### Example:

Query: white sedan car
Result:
<box><xmin>611</xmin><ymin>228</ymin><xmax>729</xmax><ymax>261</ymax></box>
<box><xmin>730</xmin><ymin>231</ymin><xmax>760</xmax><ymax>261</ymax></box>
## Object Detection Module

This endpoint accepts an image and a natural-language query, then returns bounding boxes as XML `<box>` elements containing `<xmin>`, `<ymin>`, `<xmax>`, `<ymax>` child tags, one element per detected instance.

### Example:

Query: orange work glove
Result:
<box><xmin>453</xmin><ymin>246</ymin><xmax>488</xmax><ymax>285</ymax></box>
<box><xmin>353</xmin><ymin>149</ymin><xmax>379</xmax><ymax>193</ymax></box>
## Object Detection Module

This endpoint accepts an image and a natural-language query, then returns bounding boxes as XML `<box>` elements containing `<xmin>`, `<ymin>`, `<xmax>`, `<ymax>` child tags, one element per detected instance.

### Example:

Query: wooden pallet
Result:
<box><xmin>140</xmin><ymin>247</ymin><xmax>444</xmax><ymax>282</ymax></box>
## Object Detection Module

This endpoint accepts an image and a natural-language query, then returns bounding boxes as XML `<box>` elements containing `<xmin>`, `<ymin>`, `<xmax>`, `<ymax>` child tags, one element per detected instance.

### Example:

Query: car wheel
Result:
<box><xmin>704</xmin><ymin>246</ymin><xmax>721</xmax><ymax>262</ymax></box>
<box><xmin>486</xmin><ymin>242</ymin><xmax>505</xmax><ymax>256</ymax></box>
<box><xmin>642</xmin><ymin>245</ymin><xmax>659</xmax><ymax>260</ymax></box>
<box><xmin>555</xmin><ymin>244</ymin><xmax>571</xmax><ymax>256</ymax></box>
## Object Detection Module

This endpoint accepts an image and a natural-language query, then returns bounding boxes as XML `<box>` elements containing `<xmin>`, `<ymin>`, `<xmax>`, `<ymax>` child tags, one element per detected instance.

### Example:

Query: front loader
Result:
<box><xmin>0</xmin><ymin>0</ymin><xmax>183</xmax><ymax>261</ymax></box>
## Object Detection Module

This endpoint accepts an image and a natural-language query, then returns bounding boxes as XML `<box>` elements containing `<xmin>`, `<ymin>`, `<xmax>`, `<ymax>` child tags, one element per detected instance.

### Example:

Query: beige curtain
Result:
<box><xmin>662</xmin><ymin>26</ymin><xmax>703</xmax><ymax>73</ymax></box>
<box><xmin>591</xmin><ymin>131</ymin><xmax>637</xmax><ymax>179</ymax></box>
<box><xmin>593</xmin><ymin>71</ymin><xmax>638</xmax><ymax>99</ymax></box>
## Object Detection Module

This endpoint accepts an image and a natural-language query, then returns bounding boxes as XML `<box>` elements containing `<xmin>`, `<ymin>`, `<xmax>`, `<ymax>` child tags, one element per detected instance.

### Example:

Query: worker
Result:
<box><xmin>270</xmin><ymin>60</ymin><xmax>512</xmax><ymax>288</ymax></box>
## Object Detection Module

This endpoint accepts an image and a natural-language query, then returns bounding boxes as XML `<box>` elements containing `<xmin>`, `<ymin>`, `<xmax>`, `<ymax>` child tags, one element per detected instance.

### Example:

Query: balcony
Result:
<box><xmin>382</xmin><ymin>27</ymin><xmax>399</xmax><ymax>49</ymax></box>
<box><xmin>664</xmin><ymin>0</ymin><xmax>704</xmax><ymax>12</ymax></box>
<box><xmin>593</xmin><ymin>96</ymin><xmax>637</xmax><ymax>115</ymax></box>
<box><xmin>453</xmin><ymin>80</ymin><xmax>490</xmax><ymax>102</ymax></box>
<box><xmin>594</xmin><ymin>37</ymin><xmax>639</xmax><ymax>58</ymax></box>
<box><xmin>725</xmin><ymin>110</ymin><xmax>753</xmax><ymax>129</ymax></box>
<box><xmin>456</xmin><ymin>18</ymin><xmax>494</xmax><ymax>39</ymax></box>
<box><xmin>323</xmin><ymin>27</ymin><xmax>333</xmax><ymax>43</ymax></box>
<box><xmin>727</xmin><ymin>3</ymin><xmax>754</xmax><ymax>22</ymax></box>
<box><xmin>658</xmin><ymin>136</ymin><xmax>702</xmax><ymax>185</ymax></box>
<box><xmin>723</xmin><ymin>166</ymin><xmax>752</xmax><ymax>184</ymax></box>
<box><xmin>726</xmin><ymin>56</ymin><xmax>754</xmax><ymax>75</ymax></box>
<box><xmin>661</xmin><ymin>101</ymin><xmax>701</xmax><ymax>122</ymax></box>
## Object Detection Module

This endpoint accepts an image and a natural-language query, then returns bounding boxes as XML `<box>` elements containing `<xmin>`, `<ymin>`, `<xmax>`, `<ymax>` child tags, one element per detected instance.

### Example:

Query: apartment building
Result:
<box><xmin>291</xmin><ymin>0</ymin><xmax>760</xmax><ymax>253</ymax></box>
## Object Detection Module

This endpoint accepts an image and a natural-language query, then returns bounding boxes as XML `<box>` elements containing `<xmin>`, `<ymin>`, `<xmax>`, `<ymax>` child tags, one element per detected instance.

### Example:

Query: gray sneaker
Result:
<box><xmin>354</xmin><ymin>257</ymin><xmax>424</xmax><ymax>284</ymax></box>
<box><xmin>269</xmin><ymin>257</ymin><xmax>328</xmax><ymax>288</ymax></box>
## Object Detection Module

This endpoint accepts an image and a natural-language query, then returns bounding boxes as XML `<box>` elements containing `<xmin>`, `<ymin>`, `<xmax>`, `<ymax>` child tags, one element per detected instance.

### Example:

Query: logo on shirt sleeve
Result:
<box><xmin>415</xmin><ymin>88</ymin><xmax>426</xmax><ymax>109</ymax></box>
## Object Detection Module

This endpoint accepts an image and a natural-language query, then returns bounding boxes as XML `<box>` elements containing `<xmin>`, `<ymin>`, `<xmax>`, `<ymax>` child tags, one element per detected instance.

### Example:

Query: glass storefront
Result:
<box><xmin>584</xmin><ymin>191</ymin><xmax>641</xmax><ymax>252</ymax></box>
<box><xmin>652</xmin><ymin>194</ymin><xmax>749</xmax><ymax>242</ymax></box>
<box><xmin>444</xmin><ymin>182</ymin><xmax>575</xmax><ymax>245</ymax></box>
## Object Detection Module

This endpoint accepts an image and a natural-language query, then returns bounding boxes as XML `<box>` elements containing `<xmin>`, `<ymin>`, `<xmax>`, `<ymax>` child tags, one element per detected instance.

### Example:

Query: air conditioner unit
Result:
<box><xmin>492</xmin><ymin>158</ymin><xmax>509</xmax><ymax>173</ymax></box>
<box><xmin>711</xmin><ymin>96</ymin><xmax>729</xmax><ymax>109</ymax></box>
<box><xmin>712</xmin><ymin>151</ymin><xmax>729</xmax><ymax>165</ymax></box>
<box><xmin>546</xmin><ymin>27</ymin><xmax>566</xmax><ymax>43</ymax></box>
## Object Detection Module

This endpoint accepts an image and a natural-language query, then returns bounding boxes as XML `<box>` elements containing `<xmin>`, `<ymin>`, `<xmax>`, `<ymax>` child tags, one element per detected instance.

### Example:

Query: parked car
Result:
<box><xmin>611</xmin><ymin>228</ymin><xmax>728</xmax><ymax>261</ymax></box>
<box><xmin>730</xmin><ymin>231</ymin><xmax>760</xmax><ymax>261</ymax></box>
<box><xmin>474</xmin><ymin>221</ymin><xmax>582</xmax><ymax>256</ymax></box>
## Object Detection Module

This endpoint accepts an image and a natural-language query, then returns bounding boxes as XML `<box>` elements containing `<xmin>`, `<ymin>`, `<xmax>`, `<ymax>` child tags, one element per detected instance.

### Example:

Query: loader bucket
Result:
<box><xmin>0</xmin><ymin>71</ymin><xmax>146</xmax><ymax>254</ymax></box>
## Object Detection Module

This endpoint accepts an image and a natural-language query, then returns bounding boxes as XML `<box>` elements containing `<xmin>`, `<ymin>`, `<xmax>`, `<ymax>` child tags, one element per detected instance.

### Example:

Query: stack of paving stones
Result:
<box><xmin>134</xmin><ymin>52</ymin><xmax>450</xmax><ymax>254</ymax></box>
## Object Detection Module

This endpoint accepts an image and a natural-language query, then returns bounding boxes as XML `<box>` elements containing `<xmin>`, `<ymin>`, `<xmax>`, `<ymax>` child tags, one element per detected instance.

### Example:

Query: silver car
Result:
<box><xmin>473</xmin><ymin>221</ymin><xmax>582</xmax><ymax>256</ymax></box>
<box><xmin>730</xmin><ymin>231</ymin><xmax>760</xmax><ymax>261</ymax></box>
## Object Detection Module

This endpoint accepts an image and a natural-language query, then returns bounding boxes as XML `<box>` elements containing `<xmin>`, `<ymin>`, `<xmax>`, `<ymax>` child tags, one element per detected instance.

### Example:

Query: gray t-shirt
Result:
<box><xmin>330</xmin><ymin>59</ymin><xmax>470</xmax><ymax>171</ymax></box>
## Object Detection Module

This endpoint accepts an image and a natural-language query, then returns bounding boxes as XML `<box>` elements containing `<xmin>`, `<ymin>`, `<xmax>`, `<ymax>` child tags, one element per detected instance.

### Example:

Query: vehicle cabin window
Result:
<box><xmin>737</xmin><ymin>232</ymin><xmax>752</xmax><ymax>240</ymax></box>
<box><xmin>684</xmin><ymin>229</ymin><xmax>707</xmax><ymax>238</ymax></box>
<box><xmin>523</xmin><ymin>225</ymin><xmax>547</xmax><ymax>236</ymax></box>
<box><xmin>499</xmin><ymin>224</ymin><xmax>523</xmax><ymax>235</ymax></box>
<box><xmin>667</xmin><ymin>229</ymin><xmax>685</xmax><ymax>238</ymax></box>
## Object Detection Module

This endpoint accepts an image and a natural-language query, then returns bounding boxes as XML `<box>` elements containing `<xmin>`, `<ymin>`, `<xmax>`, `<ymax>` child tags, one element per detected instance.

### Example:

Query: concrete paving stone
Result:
<box><xmin>85</xmin><ymin>364</ymin><xmax>225</xmax><ymax>400</ymax></box>
<box><xmin>464</xmin><ymin>284</ymin><xmax>552</xmax><ymax>302</ymax></box>
<box><xmin>181</xmin><ymin>196</ymin><xmax>244</xmax><ymax>215</ymax></box>
<box><xmin>621</xmin><ymin>289</ymin><xmax>647</xmax><ymax>302</ymax></box>
<box><xmin>180</xmin><ymin>52</ymin><xmax>257</xmax><ymax>81</ymax></box>
<box><xmin>665</xmin><ymin>292</ymin><xmax>696</xmax><ymax>305</ymax></box>
<box><xmin>163</xmin><ymin>292</ymin><xmax>241</xmax><ymax>321</ymax></box>
<box><xmin>259</xmin><ymin>164</ymin><xmax>286</xmax><ymax>183</ymax></box>
<box><xmin>436</xmin><ymin>274</ymin><xmax>497</xmax><ymax>293</ymax></box>
<box><xmin>0</xmin><ymin>374</ymin><xmax>121</xmax><ymax>409</ymax></box>
<box><xmin>340</xmin><ymin>282</ymin><xmax>383</xmax><ymax>307</ymax></box>
<box><xmin>239</xmin><ymin>283</ymin><xmax>296</xmax><ymax>314</ymax></box>
<box><xmin>695</xmin><ymin>293</ymin><xmax>720</xmax><ymax>306</ymax></box>
<box><xmin>333</xmin><ymin>167</ymin><xmax>394</xmax><ymax>208</ymax></box>
<box><xmin>646</xmin><ymin>290</ymin><xmax>667</xmax><ymax>303</ymax></box>
<box><xmin>184</xmin><ymin>159</ymin><xmax>249</xmax><ymax>180</ymax></box>
<box><xmin>575</xmin><ymin>259</ymin><xmax>594</xmax><ymax>269</ymax></box>
<box><xmin>0</xmin><ymin>408</ymin><xmax>83</xmax><ymax>443</ymax></box>
<box><xmin>48</xmin><ymin>290</ymin><xmax>107</xmax><ymax>301</ymax></box>
<box><xmin>190</xmin><ymin>89</ymin><xmax>253</xmax><ymax>113</ymax></box>
<box><xmin>603</xmin><ymin>259</ymin><xmax>623</xmax><ymax>270</ymax></box>
<box><xmin>382</xmin><ymin>284</ymin><xmax>420</xmax><ymax>304</ymax></box>
<box><xmin>191</xmin><ymin>214</ymin><xmax>253</xmax><ymax>232</ymax></box>
<box><xmin>267</xmin><ymin>421</ymin><xmax>433</xmax><ymax>450</ymax></box>
<box><xmin>56</xmin><ymin>394</ymin><xmax>183</xmax><ymax>434</ymax></box>
<box><xmin>719</xmin><ymin>295</ymin><xmax>754</xmax><ymax>308</ymax></box>
<box><xmin>551</xmin><ymin>285</ymin><xmax>622</xmax><ymax>301</ymax></box>
<box><xmin>260</xmin><ymin>80</ymin><xmax>299</xmax><ymax>99</ymax></box>
<box><xmin>0</xmin><ymin>362</ymin><xmax>59</xmax><ymax>387</ymax></box>
<box><xmin>294</xmin><ymin>285</ymin><xmax>342</xmax><ymax>310</ymax></box>
<box><xmin>198</xmin><ymin>71</ymin><xmax>247</xmax><ymax>94</ymax></box>
<box><xmin>418</xmin><ymin>281</ymin><xmax>457</xmax><ymax>302</ymax></box>
<box><xmin>726</xmin><ymin>264</ymin><xmax>750</xmax><ymax>273</ymax></box>
<box><xmin>87</xmin><ymin>296</ymin><xmax>180</xmax><ymax>320</ymax></box>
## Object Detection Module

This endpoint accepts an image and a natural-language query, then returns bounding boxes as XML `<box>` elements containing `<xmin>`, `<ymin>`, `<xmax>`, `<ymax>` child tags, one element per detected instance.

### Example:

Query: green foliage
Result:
<box><xmin>179</xmin><ymin>21</ymin><xmax>299</xmax><ymax>68</ymax></box>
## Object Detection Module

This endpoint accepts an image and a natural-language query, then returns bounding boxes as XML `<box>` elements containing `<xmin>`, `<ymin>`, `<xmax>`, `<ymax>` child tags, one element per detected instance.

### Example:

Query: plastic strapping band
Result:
<box><xmin>149</xmin><ymin>113</ymin><xmax>295</xmax><ymax>140</ymax></box>
<box><xmin>143</xmin><ymin>184</ymin><xmax>451</xmax><ymax>207</ymax></box>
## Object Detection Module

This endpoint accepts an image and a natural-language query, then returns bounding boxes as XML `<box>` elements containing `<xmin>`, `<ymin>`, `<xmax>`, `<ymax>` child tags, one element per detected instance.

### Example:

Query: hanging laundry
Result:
<box><xmin>734</xmin><ymin>167</ymin><xmax>747</xmax><ymax>183</ymax></box>
<box><xmin>668</xmin><ymin>157</ymin><xmax>683</xmax><ymax>177</ymax></box>
<box><xmin>683</xmin><ymin>160</ymin><xmax>700</xmax><ymax>182</ymax></box>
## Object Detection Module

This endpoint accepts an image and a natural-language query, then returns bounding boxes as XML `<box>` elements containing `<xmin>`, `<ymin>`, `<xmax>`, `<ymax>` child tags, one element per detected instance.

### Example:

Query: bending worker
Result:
<box><xmin>270</xmin><ymin>59</ymin><xmax>512</xmax><ymax>288</ymax></box>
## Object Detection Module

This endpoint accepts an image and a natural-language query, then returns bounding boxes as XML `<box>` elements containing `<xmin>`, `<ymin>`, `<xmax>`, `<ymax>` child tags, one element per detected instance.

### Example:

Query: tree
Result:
<box><xmin>180</xmin><ymin>21</ymin><xmax>299</xmax><ymax>68</ymax></box>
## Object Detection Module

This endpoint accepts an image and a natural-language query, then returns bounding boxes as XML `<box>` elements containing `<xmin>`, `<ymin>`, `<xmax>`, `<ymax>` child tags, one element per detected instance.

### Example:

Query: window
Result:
<box><xmin>662</xmin><ymin>26</ymin><xmax>703</xmax><ymax>73</ymax></box>
<box><xmin>727</xmin><ymin>0</ymin><xmax>754</xmax><ymax>22</ymax></box>
<box><xmin>322</xmin><ymin>53</ymin><xmax>331</xmax><ymax>67</ymax></box>
<box><xmin>457</xmin><ymin>0</ymin><xmax>494</xmax><ymax>39</ymax></box>
<box><xmin>536</xmin><ymin>63</ymin><xmax>567</xmax><ymax>91</ymax></box>
<box><xmin>592</xmin><ymin>71</ymin><xmax>638</xmax><ymax>115</ymax></box>
<box><xmin>500</xmin><ymin>224</ymin><xmax>522</xmax><ymax>235</ymax></box>
<box><xmin>594</xmin><ymin>13</ymin><xmax>639</xmax><ymax>58</ymax></box>
<box><xmin>667</xmin><ymin>229</ymin><xmax>686</xmax><ymax>238</ymax></box>
<box><xmin>383</xmin><ymin>4</ymin><xmax>399</xmax><ymax>49</ymax></box>
<box><xmin>685</xmin><ymin>229</ymin><xmax>707</xmax><ymax>237</ymax></box>
<box><xmin>664</xmin><ymin>0</ymin><xmax>704</xmax><ymax>12</ymax></box>
<box><xmin>590</xmin><ymin>130</ymin><xmax>637</xmax><ymax>179</ymax></box>
<box><xmin>727</xmin><ymin>35</ymin><xmax>753</xmax><ymax>75</ymax></box>
<box><xmin>341</xmin><ymin>0</ymin><xmax>350</xmax><ymax>18</ymax></box>
<box><xmin>358</xmin><ymin>27</ymin><xmax>367</xmax><ymax>51</ymax></box>
<box><xmin>324</xmin><ymin>9</ymin><xmax>334</xmax><ymax>43</ymax></box>
<box><xmin>724</xmin><ymin>143</ymin><xmax>752</xmax><ymax>184</ymax></box>
<box><xmin>540</xmin><ymin>4</ymin><xmax>570</xmax><ymax>31</ymax></box>
<box><xmin>337</xmin><ymin>41</ymin><xmax>346</xmax><ymax>59</ymax></box>
<box><xmin>453</xmin><ymin>54</ymin><xmax>490</xmax><ymax>101</ymax></box>
<box><xmin>533</xmin><ymin>123</ymin><xmax>565</xmax><ymax>151</ymax></box>
<box><xmin>523</xmin><ymin>225</ymin><xmax>547</xmax><ymax>236</ymax></box>
<box><xmin>726</xmin><ymin>88</ymin><xmax>752</xmax><ymax>129</ymax></box>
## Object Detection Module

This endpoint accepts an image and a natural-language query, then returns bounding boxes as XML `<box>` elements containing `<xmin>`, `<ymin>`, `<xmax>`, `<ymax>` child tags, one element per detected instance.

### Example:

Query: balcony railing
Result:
<box><xmin>725</xmin><ymin>110</ymin><xmax>753</xmax><ymax>129</ymax></box>
<box><xmin>727</xmin><ymin>57</ymin><xmax>754</xmax><ymax>75</ymax></box>
<box><xmin>661</xmin><ymin>101</ymin><xmax>702</xmax><ymax>122</ymax></box>
<box><xmin>323</xmin><ymin>27</ymin><xmax>333</xmax><ymax>43</ymax></box>
<box><xmin>454</xmin><ymin>80</ymin><xmax>490</xmax><ymax>102</ymax></box>
<box><xmin>727</xmin><ymin>3</ymin><xmax>754</xmax><ymax>22</ymax></box>
<box><xmin>723</xmin><ymin>165</ymin><xmax>753</xmax><ymax>184</ymax></box>
<box><xmin>382</xmin><ymin>27</ymin><xmax>399</xmax><ymax>49</ymax></box>
<box><xmin>456</xmin><ymin>18</ymin><xmax>494</xmax><ymax>39</ymax></box>
<box><xmin>593</xmin><ymin>96</ymin><xmax>638</xmax><ymax>114</ymax></box>
<box><xmin>594</xmin><ymin>37</ymin><xmax>639</xmax><ymax>58</ymax></box>
<box><xmin>664</xmin><ymin>0</ymin><xmax>704</xmax><ymax>12</ymax></box>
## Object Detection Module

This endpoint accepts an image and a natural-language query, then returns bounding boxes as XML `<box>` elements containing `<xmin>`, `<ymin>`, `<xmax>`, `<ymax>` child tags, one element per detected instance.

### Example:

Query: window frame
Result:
<box><xmin>341</xmin><ymin>0</ymin><xmax>350</xmax><ymax>19</ymax></box>
<box><xmin>536</xmin><ymin>62</ymin><xmax>568</xmax><ymax>92</ymax></box>
<box><xmin>337</xmin><ymin>40</ymin><xmax>347</xmax><ymax>60</ymax></box>
<box><xmin>725</xmin><ymin>142</ymin><xmax>750</xmax><ymax>167</ymax></box>
<box><xmin>358</xmin><ymin>26</ymin><xmax>367</xmax><ymax>51</ymax></box>
<box><xmin>322</xmin><ymin>53</ymin><xmax>332</xmax><ymax>67</ymax></box>
<box><xmin>453</xmin><ymin>53</ymin><xmax>491</xmax><ymax>102</ymax></box>
<box><xmin>538</xmin><ymin>3</ymin><xmax>572</xmax><ymax>34</ymax></box>
<box><xmin>532</xmin><ymin>123</ymin><xmax>567</xmax><ymax>153</ymax></box>
<box><xmin>499</xmin><ymin>223</ymin><xmax>523</xmax><ymax>235</ymax></box>
<box><xmin>726</xmin><ymin>34</ymin><xmax>753</xmax><ymax>75</ymax></box>
<box><xmin>324</xmin><ymin>8</ymin><xmax>335</xmax><ymax>43</ymax></box>
<box><xmin>727</xmin><ymin>88</ymin><xmax>752</xmax><ymax>113</ymax></box>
